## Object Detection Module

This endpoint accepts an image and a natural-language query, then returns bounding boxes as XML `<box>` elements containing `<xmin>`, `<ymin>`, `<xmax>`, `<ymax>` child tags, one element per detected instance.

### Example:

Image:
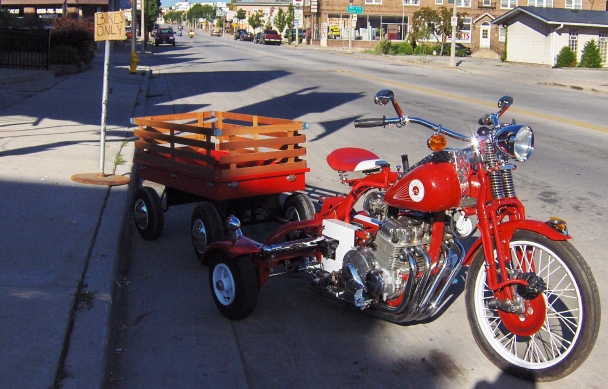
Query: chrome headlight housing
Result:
<box><xmin>495</xmin><ymin>124</ymin><xmax>534</xmax><ymax>162</ymax></box>
<box><xmin>363</xmin><ymin>191</ymin><xmax>387</xmax><ymax>221</ymax></box>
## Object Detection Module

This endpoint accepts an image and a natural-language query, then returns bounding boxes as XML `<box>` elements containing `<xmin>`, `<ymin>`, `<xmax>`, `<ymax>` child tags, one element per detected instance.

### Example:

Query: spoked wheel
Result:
<box><xmin>132</xmin><ymin>187</ymin><xmax>164</xmax><ymax>240</ymax></box>
<box><xmin>208</xmin><ymin>253</ymin><xmax>258</xmax><ymax>320</ymax></box>
<box><xmin>282</xmin><ymin>192</ymin><xmax>315</xmax><ymax>222</ymax></box>
<box><xmin>191</xmin><ymin>202</ymin><xmax>223</xmax><ymax>263</ymax></box>
<box><xmin>465</xmin><ymin>230</ymin><xmax>600</xmax><ymax>381</ymax></box>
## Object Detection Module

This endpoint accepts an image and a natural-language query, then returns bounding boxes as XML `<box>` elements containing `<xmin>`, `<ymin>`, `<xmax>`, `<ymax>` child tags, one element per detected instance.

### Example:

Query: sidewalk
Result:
<box><xmin>0</xmin><ymin>43</ymin><xmax>153</xmax><ymax>389</ymax></box>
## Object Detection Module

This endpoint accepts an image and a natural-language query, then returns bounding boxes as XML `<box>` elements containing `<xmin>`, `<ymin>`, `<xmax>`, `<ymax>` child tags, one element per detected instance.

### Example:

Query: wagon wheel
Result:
<box><xmin>282</xmin><ymin>193</ymin><xmax>315</xmax><ymax>242</ymax></box>
<box><xmin>283</xmin><ymin>192</ymin><xmax>315</xmax><ymax>222</ymax></box>
<box><xmin>132</xmin><ymin>187</ymin><xmax>164</xmax><ymax>241</ymax></box>
<box><xmin>209</xmin><ymin>252</ymin><xmax>258</xmax><ymax>320</ymax></box>
<box><xmin>191</xmin><ymin>202</ymin><xmax>224</xmax><ymax>263</ymax></box>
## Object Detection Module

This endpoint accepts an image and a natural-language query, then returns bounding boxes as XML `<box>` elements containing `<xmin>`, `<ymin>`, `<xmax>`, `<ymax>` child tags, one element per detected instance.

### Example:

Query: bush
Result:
<box><xmin>393</xmin><ymin>42</ymin><xmax>413</xmax><ymax>55</ymax></box>
<box><xmin>413</xmin><ymin>44</ymin><xmax>433</xmax><ymax>56</ymax></box>
<box><xmin>578</xmin><ymin>40</ymin><xmax>603</xmax><ymax>68</ymax></box>
<box><xmin>51</xmin><ymin>16</ymin><xmax>95</xmax><ymax>64</ymax></box>
<box><xmin>49</xmin><ymin>45</ymin><xmax>81</xmax><ymax>65</ymax></box>
<box><xmin>555</xmin><ymin>46</ymin><xmax>577</xmax><ymax>68</ymax></box>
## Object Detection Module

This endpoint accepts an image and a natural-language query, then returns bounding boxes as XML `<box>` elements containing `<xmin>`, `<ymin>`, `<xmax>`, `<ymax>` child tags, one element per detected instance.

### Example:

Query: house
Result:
<box><xmin>492</xmin><ymin>6</ymin><xmax>608</xmax><ymax>66</ymax></box>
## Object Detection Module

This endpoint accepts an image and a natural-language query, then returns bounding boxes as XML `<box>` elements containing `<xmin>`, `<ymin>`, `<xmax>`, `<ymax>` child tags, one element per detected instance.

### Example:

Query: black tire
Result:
<box><xmin>208</xmin><ymin>253</ymin><xmax>258</xmax><ymax>320</ymax></box>
<box><xmin>191</xmin><ymin>202</ymin><xmax>224</xmax><ymax>262</ymax></box>
<box><xmin>132</xmin><ymin>187</ymin><xmax>164</xmax><ymax>241</ymax></box>
<box><xmin>282</xmin><ymin>192</ymin><xmax>315</xmax><ymax>222</ymax></box>
<box><xmin>465</xmin><ymin>230</ymin><xmax>600</xmax><ymax>381</ymax></box>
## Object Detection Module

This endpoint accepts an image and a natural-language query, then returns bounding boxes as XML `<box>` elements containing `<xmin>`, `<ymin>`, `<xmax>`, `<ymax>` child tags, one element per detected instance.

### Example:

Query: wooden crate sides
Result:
<box><xmin>132</xmin><ymin>111</ymin><xmax>308</xmax><ymax>181</ymax></box>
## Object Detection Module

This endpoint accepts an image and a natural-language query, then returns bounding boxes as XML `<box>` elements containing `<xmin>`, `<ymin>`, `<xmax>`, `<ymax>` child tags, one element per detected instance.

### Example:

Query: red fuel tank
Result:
<box><xmin>385</xmin><ymin>162</ymin><xmax>462</xmax><ymax>212</ymax></box>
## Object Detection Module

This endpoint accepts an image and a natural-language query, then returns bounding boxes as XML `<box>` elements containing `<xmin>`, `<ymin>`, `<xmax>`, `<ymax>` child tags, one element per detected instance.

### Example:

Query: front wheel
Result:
<box><xmin>465</xmin><ymin>230</ymin><xmax>600</xmax><ymax>381</ymax></box>
<box><xmin>209</xmin><ymin>253</ymin><xmax>258</xmax><ymax>320</ymax></box>
<box><xmin>132</xmin><ymin>187</ymin><xmax>164</xmax><ymax>240</ymax></box>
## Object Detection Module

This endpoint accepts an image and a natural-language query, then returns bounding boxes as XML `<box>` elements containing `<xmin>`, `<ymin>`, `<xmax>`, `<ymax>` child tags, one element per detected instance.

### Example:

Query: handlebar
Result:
<box><xmin>354</xmin><ymin>90</ymin><xmax>516</xmax><ymax>144</ymax></box>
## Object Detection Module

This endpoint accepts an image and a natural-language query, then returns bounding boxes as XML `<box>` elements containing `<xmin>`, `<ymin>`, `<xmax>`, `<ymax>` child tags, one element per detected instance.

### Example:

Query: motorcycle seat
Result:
<box><xmin>326</xmin><ymin>147</ymin><xmax>389</xmax><ymax>172</ymax></box>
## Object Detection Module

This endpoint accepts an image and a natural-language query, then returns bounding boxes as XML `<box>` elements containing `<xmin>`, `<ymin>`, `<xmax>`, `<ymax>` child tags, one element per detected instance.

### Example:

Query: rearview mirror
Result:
<box><xmin>374</xmin><ymin>90</ymin><xmax>395</xmax><ymax>106</ymax></box>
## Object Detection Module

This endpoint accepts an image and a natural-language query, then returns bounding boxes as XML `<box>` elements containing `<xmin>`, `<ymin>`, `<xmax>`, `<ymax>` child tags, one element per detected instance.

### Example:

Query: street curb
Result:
<box><xmin>58</xmin><ymin>69</ymin><xmax>149</xmax><ymax>389</ymax></box>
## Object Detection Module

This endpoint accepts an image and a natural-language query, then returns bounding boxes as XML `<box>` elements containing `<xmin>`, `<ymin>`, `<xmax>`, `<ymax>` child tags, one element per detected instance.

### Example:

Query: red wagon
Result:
<box><xmin>130</xmin><ymin>110</ymin><xmax>314</xmax><ymax>260</ymax></box>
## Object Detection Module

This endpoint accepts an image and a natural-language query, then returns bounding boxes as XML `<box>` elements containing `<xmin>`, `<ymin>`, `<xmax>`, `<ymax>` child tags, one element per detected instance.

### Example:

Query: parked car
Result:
<box><xmin>125</xmin><ymin>27</ymin><xmax>132</xmax><ymax>40</ymax></box>
<box><xmin>211</xmin><ymin>26</ymin><xmax>221</xmax><ymax>36</ymax></box>
<box><xmin>261</xmin><ymin>29</ymin><xmax>281</xmax><ymax>45</ymax></box>
<box><xmin>234</xmin><ymin>29</ymin><xmax>247</xmax><ymax>40</ymax></box>
<box><xmin>240</xmin><ymin>31</ymin><xmax>254</xmax><ymax>41</ymax></box>
<box><xmin>253</xmin><ymin>32</ymin><xmax>263</xmax><ymax>44</ymax></box>
<box><xmin>155</xmin><ymin>28</ymin><xmax>175</xmax><ymax>46</ymax></box>
<box><xmin>283</xmin><ymin>28</ymin><xmax>303</xmax><ymax>43</ymax></box>
<box><xmin>439</xmin><ymin>43</ymin><xmax>472</xmax><ymax>56</ymax></box>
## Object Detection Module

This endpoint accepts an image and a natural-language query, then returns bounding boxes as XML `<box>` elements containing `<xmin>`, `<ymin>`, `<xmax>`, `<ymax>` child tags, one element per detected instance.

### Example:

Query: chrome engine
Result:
<box><xmin>310</xmin><ymin>213</ymin><xmax>465</xmax><ymax>323</ymax></box>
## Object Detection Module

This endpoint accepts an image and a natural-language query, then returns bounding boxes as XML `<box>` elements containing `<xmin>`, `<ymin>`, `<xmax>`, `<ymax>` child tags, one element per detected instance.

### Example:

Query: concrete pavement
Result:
<box><xmin>0</xmin><ymin>42</ymin><xmax>152</xmax><ymax>389</ymax></box>
<box><xmin>0</xmin><ymin>38</ymin><xmax>606</xmax><ymax>389</ymax></box>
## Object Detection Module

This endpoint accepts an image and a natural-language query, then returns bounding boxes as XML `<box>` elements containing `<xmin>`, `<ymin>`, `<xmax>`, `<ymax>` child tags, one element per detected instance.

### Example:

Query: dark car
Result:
<box><xmin>283</xmin><ymin>28</ymin><xmax>303</xmax><ymax>43</ymax></box>
<box><xmin>440</xmin><ymin>43</ymin><xmax>472</xmax><ymax>56</ymax></box>
<box><xmin>253</xmin><ymin>32</ymin><xmax>263</xmax><ymax>44</ymax></box>
<box><xmin>239</xmin><ymin>31</ymin><xmax>254</xmax><ymax>41</ymax></box>
<box><xmin>155</xmin><ymin>28</ymin><xmax>175</xmax><ymax>46</ymax></box>
<box><xmin>234</xmin><ymin>29</ymin><xmax>247</xmax><ymax>40</ymax></box>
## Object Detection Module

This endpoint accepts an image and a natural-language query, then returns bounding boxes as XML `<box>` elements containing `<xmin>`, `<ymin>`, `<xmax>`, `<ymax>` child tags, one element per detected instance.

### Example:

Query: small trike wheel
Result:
<box><xmin>209</xmin><ymin>253</ymin><xmax>258</xmax><ymax>320</ymax></box>
<box><xmin>191</xmin><ymin>202</ymin><xmax>223</xmax><ymax>262</ymax></box>
<box><xmin>132</xmin><ymin>187</ymin><xmax>164</xmax><ymax>241</ymax></box>
<box><xmin>283</xmin><ymin>192</ymin><xmax>315</xmax><ymax>222</ymax></box>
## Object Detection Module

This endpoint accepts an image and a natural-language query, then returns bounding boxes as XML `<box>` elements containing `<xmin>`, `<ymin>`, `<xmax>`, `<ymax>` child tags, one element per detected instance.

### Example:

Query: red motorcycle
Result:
<box><xmin>201</xmin><ymin>91</ymin><xmax>600</xmax><ymax>381</ymax></box>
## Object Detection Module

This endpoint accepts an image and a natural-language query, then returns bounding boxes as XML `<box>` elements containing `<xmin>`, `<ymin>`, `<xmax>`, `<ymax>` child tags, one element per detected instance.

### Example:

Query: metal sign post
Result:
<box><xmin>71</xmin><ymin>11</ymin><xmax>131</xmax><ymax>186</ymax></box>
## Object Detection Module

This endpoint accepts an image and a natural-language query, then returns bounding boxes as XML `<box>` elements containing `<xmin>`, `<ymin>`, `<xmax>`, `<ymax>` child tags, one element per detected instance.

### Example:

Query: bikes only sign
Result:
<box><xmin>94</xmin><ymin>11</ymin><xmax>126</xmax><ymax>42</ymax></box>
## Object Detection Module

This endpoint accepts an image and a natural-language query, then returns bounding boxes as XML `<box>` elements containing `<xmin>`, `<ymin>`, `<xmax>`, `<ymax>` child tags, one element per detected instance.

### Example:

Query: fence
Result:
<box><xmin>0</xmin><ymin>28</ymin><xmax>50</xmax><ymax>70</ymax></box>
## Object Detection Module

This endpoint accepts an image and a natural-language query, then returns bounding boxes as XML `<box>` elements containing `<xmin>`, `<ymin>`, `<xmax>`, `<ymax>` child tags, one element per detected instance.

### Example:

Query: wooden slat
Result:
<box><xmin>134</xmin><ymin>152</ymin><xmax>216</xmax><ymax>178</ymax></box>
<box><xmin>135</xmin><ymin>141</ymin><xmax>217</xmax><ymax>165</ymax></box>
<box><xmin>219</xmin><ymin>160</ymin><xmax>308</xmax><ymax>179</ymax></box>
<box><xmin>134</xmin><ymin>118</ymin><xmax>219</xmax><ymax>137</ymax></box>
<box><xmin>217</xmin><ymin>135</ymin><xmax>306</xmax><ymax>151</ymax></box>
<box><xmin>219</xmin><ymin>123</ymin><xmax>303</xmax><ymax>136</ymax></box>
<box><xmin>134</xmin><ymin>129</ymin><xmax>216</xmax><ymax>150</ymax></box>
<box><xmin>218</xmin><ymin>148</ymin><xmax>306</xmax><ymax>164</ymax></box>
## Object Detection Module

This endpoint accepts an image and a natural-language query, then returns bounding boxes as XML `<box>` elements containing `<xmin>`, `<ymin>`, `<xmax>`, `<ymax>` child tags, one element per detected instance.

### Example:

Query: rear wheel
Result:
<box><xmin>132</xmin><ymin>187</ymin><xmax>164</xmax><ymax>240</ymax></box>
<box><xmin>282</xmin><ymin>192</ymin><xmax>315</xmax><ymax>222</ymax></box>
<box><xmin>465</xmin><ymin>230</ymin><xmax>600</xmax><ymax>381</ymax></box>
<box><xmin>191</xmin><ymin>202</ymin><xmax>223</xmax><ymax>262</ymax></box>
<box><xmin>209</xmin><ymin>253</ymin><xmax>258</xmax><ymax>320</ymax></box>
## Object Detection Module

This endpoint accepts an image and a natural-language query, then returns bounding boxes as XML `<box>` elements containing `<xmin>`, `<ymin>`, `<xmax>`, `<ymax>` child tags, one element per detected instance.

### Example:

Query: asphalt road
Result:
<box><xmin>106</xmin><ymin>31</ymin><xmax>608</xmax><ymax>389</ymax></box>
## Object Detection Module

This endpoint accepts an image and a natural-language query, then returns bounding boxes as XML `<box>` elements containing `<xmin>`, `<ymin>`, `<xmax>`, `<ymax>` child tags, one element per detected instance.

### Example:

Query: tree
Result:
<box><xmin>578</xmin><ymin>40</ymin><xmax>603</xmax><ymax>68</ymax></box>
<box><xmin>410</xmin><ymin>7</ymin><xmax>440</xmax><ymax>58</ymax></box>
<box><xmin>187</xmin><ymin>4</ymin><xmax>205</xmax><ymax>26</ymax></box>
<box><xmin>236</xmin><ymin>9</ymin><xmax>247</xmax><ymax>29</ymax></box>
<box><xmin>201</xmin><ymin>4</ymin><xmax>216</xmax><ymax>22</ymax></box>
<box><xmin>285</xmin><ymin>4</ymin><xmax>295</xmax><ymax>44</ymax></box>
<box><xmin>555</xmin><ymin>46</ymin><xmax>577</xmax><ymax>68</ymax></box>
<box><xmin>248</xmin><ymin>11</ymin><xmax>262</xmax><ymax>32</ymax></box>
<box><xmin>435</xmin><ymin>7</ymin><xmax>467</xmax><ymax>56</ymax></box>
<box><xmin>275</xmin><ymin>8</ymin><xmax>287</xmax><ymax>36</ymax></box>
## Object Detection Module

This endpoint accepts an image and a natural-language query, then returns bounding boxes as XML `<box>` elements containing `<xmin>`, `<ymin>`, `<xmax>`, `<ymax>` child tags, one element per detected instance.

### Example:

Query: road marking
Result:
<box><xmin>333</xmin><ymin>69</ymin><xmax>608</xmax><ymax>134</ymax></box>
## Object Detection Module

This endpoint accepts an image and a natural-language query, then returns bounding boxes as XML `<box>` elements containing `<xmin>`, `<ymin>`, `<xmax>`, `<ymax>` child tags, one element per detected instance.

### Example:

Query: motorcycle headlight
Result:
<box><xmin>495</xmin><ymin>124</ymin><xmax>534</xmax><ymax>162</ymax></box>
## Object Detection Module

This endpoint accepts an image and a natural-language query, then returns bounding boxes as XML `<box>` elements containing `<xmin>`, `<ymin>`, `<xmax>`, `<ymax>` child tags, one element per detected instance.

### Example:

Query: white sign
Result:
<box><xmin>294</xmin><ymin>20</ymin><xmax>300</xmax><ymax>27</ymax></box>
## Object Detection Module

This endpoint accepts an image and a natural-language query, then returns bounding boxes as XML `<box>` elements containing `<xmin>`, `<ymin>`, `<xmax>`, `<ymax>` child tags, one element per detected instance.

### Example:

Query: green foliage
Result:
<box><xmin>248</xmin><ymin>11</ymin><xmax>262</xmax><ymax>31</ymax></box>
<box><xmin>49</xmin><ymin>45</ymin><xmax>80</xmax><ymax>65</ymax></box>
<box><xmin>164</xmin><ymin>11</ymin><xmax>184</xmax><ymax>24</ymax></box>
<box><xmin>51</xmin><ymin>16</ymin><xmax>95</xmax><ymax>64</ymax></box>
<box><xmin>374</xmin><ymin>40</ymin><xmax>413</xmax><ymax>56</ymax></box>
<box><xmin>555</xmin><ymin>46</ymin><xmax>577</xmax><ymax>68</ymax></box>
<box><xmin>236</xmin><ymin>9</ymin><xmax>247</xmax><ymax>21</ymax></box>
<box><xmin>275</xmin><ymin>9</ymin><xmax>287</xmax><ymax>35</ymax></box>
<box><xmin>578</xmin><ymin>40</ymin><xmax>603</xmax><ymax>68</ymax></box>
<box><xmin>413</xmin><ymin>44</ymin><xmax>434</xmax><ymax>56</ymax></box>
<box><xmin>264</xmin><ymin>20</ymin><xmax>272</xmax><ymax>31</ymax></box>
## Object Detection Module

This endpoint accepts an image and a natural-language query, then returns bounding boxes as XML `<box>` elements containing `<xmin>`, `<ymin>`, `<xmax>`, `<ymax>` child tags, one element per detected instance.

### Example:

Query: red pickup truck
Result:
<box><xmin>261</xmin><ymin>30</ymin><xmax>281</xmax><ymax>45</ymax></box>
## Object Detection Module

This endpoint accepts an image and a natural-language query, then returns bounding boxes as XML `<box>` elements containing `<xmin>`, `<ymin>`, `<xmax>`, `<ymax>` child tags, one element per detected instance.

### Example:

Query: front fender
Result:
<box><xmin>463</xmin><ymin>219</ymin><xmax>570</xmax><ymax>266</ymax></box>
<box><xmin>200</xmin><ymin>239</ymin><xmax>261</xmax><ymax>266</ymax></box>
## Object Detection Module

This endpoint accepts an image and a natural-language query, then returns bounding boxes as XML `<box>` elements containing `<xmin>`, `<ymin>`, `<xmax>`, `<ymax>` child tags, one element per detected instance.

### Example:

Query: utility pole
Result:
<box><xmin>140</xmin><ymin>0</ymin><xmax>146</xmax><ymax>54</ymax></box>
<box><xmin>449</xmin><ymin>0</ymin><xmax>457</xmax><ymax>67</ymax></box>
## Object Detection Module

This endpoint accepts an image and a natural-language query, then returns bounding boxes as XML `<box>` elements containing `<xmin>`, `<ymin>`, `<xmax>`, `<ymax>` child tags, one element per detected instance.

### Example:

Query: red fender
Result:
<box><xmin>463</xmin><ymin>219</ymin><xmax>570</xmax><ymax>266</ymax></box>
<box><xmin>200</xmin><ymin>238</ymin><xmax>261</xmax><ymax>266</ymax></box>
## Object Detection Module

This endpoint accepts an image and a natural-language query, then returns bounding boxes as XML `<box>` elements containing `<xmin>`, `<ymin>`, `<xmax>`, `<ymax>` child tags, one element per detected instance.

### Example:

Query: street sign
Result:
<box><xmin>94</xmin><ymin>11</ymin><xmax>126</xmax><ymax>42</ymax></box>
<box><xmin>347</xmin><ymin>5</ymin><xmax>363</xmax><ymax>14</ymax></box>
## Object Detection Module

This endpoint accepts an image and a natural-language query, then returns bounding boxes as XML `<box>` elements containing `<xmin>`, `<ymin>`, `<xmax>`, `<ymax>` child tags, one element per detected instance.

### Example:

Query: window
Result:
<box><xmin>457</xmin><ymin>0</ymin><xmax>471</xmax><ymax>6</ymax></box>
<box><xmin>366</xmin><ymin>0</ymin><xmax>382</xmax><ymax>4</ymax></box>
<box><xmin>499</xmin><ymin>26</ymin><xmax>507</xmax><ymax>42</ymax></box>
<box><xmin>436</xmin><ymin>0</ymin><xmax>443</xmax><ymax>4</ymax></box>
<box><xmin>528</xmin><ymin>0</ymin><xmax>552</xmax><ymax>6</ymax></box>
<box><xmin>483</xmin><ymin>0</ymin><xmax>492</xmax><ymax>5</ymax></box>
<box><xmin>501</xmin><ymin>0</ymin><xmax>517</xmax><ymax>8</ymax></box>
<box><xmin>403</xmin><ymin>0</ymin><xmax>420</xmax><ymax>5</ymax></box>
<box><xmin>599</xmin><ymin>31</ymin><xmax>607</xmax><ymax>64</ymax></box>
<box><xmin>569</xmin><ymin>29</ymin><xmax>578</xmax><ymax>54</ymax></box>
<box><xmin>565</xmin><ymin>0</ymin><xmax>582</xmax><ymax>9</ymax></box>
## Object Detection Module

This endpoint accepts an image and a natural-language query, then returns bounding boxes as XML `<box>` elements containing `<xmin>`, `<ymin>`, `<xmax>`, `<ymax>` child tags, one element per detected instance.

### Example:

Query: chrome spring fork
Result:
<box><xmin>501</xmin><ymin>168</ymin><xmax>516</xmax><ymax>198</ymax></box>
<box><xmin>484</xmin><ymin>142</ymin><xmax>505</xmax><ymax>199</ymax></box>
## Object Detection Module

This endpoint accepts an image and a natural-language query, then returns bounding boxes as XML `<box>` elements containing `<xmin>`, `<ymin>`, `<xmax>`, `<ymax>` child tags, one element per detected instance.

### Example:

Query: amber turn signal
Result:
<box><xmin>548</xmin><ymin>217</ymin><xmax>568</xmax><ymax>235</ymax></box>
<box><xmin>427</xmin><ymin>134</ymin><xmax>447</xmax><ymax>151</ymax></box>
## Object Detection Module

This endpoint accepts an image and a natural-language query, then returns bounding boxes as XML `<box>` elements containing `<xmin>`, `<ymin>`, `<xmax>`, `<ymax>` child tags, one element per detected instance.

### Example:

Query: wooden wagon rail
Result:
<box><xmin>132</xmin><ymin>111</ymin><xmax>309</xmax><ymax>201</ymax></box>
